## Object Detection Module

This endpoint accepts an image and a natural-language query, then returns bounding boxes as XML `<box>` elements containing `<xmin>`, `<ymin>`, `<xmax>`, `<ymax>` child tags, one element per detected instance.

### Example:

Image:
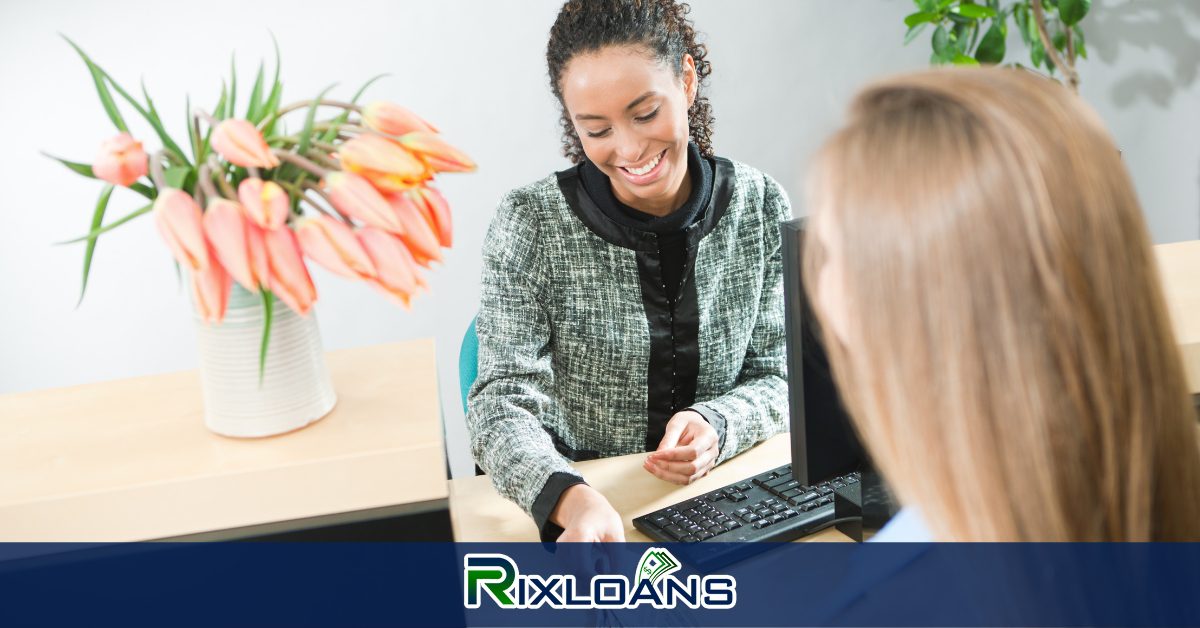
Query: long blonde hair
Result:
<box><xmin>804</xmin><ymin>67</ymin><xmax>1200</xmax><ymax>541</ymax></box>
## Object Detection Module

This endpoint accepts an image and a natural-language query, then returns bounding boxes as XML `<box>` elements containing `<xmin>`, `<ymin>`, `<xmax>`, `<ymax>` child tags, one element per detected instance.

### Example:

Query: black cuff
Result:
<box><xmin>686</xmin><ymin>405</ymin><xmax>728</xmax><ymax>457</ymax></box>
<box><xmin>531</xmin><ymin>471</ymin><xmax>587</xmax><ymax>543</ymax></box>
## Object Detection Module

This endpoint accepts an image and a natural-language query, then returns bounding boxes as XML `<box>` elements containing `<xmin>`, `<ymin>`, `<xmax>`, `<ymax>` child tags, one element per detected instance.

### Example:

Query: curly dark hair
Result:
<box><xmin>546</xmin><ymin>0</ymin><xmax>714</xmax><ymax>163</ymax></box>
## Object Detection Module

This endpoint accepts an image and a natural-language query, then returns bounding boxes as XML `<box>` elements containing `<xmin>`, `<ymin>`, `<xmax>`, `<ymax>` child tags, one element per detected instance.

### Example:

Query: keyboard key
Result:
<box><xmin>794</xmin><ymin>491</ymin><xmax>819</xmax><ymax>504</ymax></box>
<box><xmin>664</xmin><ymin>525</ymin><xmax>686</xmax><ymax>539</ymax></box>
<box><xmin>753</xmin><ymin>519</ymin><xmax>772</xmax><ymax>530</ymax></box>
<box><xmin>773</xmin><ymin>479</ymin><xmax>801</xmax><ymax>493</ymax></box>
<box><xmin>831</xmin><ymin>480</ymin><xmax>845</xmax><ymax>489</ymax></box>
<box><xmin>681</xmin><ymin>534</ymin><xmax>698</xmax><ymax>543</ymax></box>
<box><xmin>781</xmin><ymin>487</ymin><xmax>803</xmax><ymax>498</ymax></box>
<box><xmin>708</xmin><ymin>525</ymin><xmax>723</xmax><ymax>535</ymax></box>
<box><xmin>721</xmin><ymin>520</ymin><xmax>740</xmax><ymax>530</ymax></box>
<box><xmin>735</xmin><ymin>483</ymin><xmax>751</xmax><ymax>491</ymax></box>
<box><xmin>651</xmin><ymin>515</ymin><xmax>668</xmax><ymax>525</ymax></box>
<box><xmin>770</xmin><ymin>514</ymin><xmax>784</xmax><ymax>524</ymax></box>
<box><xmin>687</xmin><ymin>524</ymin><xmax>703</xmax><ymax>534</ymax></box>
<box><xmin>707</xmin><ymin>493</ymin><xmax>725</xmax><ymax>502</ymax></box>
<box><xmin>746</xmin><ymin>513</ymin><xmax>760</xmax><ymax>522</ymax></box>
<box><xmin>698</xmin><ymin>530</ymin><xmax>714</xmax><ymax>541</ymax></box>
<box><xmin>734</xmin><ymin>507</ymin><xmax>750</xmax><ymax>516</ymax></box>
<box><xmin>783</xmin><ymin>509</ymin><xmax>798</xmax><ymax>519</ymax></box>
<box><xmin>845</xmin><ymin>475</ymin><xmax>859</xmax><ymax>484</ymax></box>
<box><xmin>729</xmin><ymin>492</ymin><xmax>747</xmax><ymax>502</ymax></box>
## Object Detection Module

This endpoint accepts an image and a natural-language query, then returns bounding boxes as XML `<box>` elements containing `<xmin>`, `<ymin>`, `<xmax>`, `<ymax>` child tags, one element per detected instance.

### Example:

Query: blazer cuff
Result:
<box><xmin>531</xmin><ymin>471</ymin><xmax>587</xmax><ymax>543</ymax></box>
<box><xmin>686</xmin><ymin>404</ymin><xmax>728</xmax><ymax>457</ymax></box>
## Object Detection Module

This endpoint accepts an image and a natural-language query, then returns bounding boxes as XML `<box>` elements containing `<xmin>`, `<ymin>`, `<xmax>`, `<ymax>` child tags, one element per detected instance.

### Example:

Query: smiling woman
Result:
<box><xmin>466</xmin><ymin>0</ymin><xmax>791</xmax><ymax>544</ymax></box>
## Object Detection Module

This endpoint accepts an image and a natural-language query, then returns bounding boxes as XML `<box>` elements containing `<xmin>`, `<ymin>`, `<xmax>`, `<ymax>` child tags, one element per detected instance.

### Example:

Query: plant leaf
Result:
<box><xmin>952</xmin><ymin>53</ymin><xmax>981</xmax><ymax>65</ymax></box>
<box><xmin>954</xmin><ymin>4</ymin><xmax>997</xmax><ymax>19</ymax></box>
<box><xmin>42</xmin><ymin>153</ymin><xmax>156</xmax><ymax>200</ymax></box>
<box><xmin>932</xmin><ymin>24</ymin><xmax>951</xmax><ymax>59</ymax></box>
<box><xmin>1059</xmin><ymin>0</ymin><xmax>1091</xmax><ymax>25</ymax></box>
<box><xmin>918</xmin><ymin>0</ymin><xmax>936</xmax><ymax>12</ymax></box>
<box><xmin>904</xmin><ymin>22</ymin><xmax>930</xmax><ymax>45</ymax></box>
<box><xmin>76</xmin><ymin>184</ymin><xmax>114</xmax><ymax>306</ymax></box>
<box><xmin>57</xmin><ymin>202</ymin><xmax>153</xmax><ymax>245</ymax></box>
<box><xmin>229</xmin><ymin>53</ymin><xmax>237</xmax><ymax>121</ymax></box>
<box><xmin>904</xmin><ymin>11</ymin><xmax>939</xmax><ymax>28</ymax></box>
<box><xmin>164</xmin><ymin>165</ymin><xmax>191</xmax><ymax>189</ymax></box>
<box><xmin>138</xmin><ymin>78</ymin><xmax>191</xmax><ymax>164</ymax></box>
<box><xmin>1073</xmin><ymin>24</ymin><xmax>1088</xmax><ymax>59</ymax></box>
<box><xmin>297</xmin><ymin>83</ymin><xmax>338</xmax><ymax>156</ymax></box>
<box><xmin>975</xmin><ymin>22</ymin><xmax>1007</xmax><ymax>63</ymax></box>
<box><xmin>258</xmin><ymin>289</ymin><xmax>273</xmax><ymax>386</ymax></box>
<box><xmin>260</xmin><ymin>34</ymin><xmax>285</xmax><ymax>137</ymax></box>
<box><xmin>61</xmin><ymin>35</ymin><xmax>128</xmax><ymax>132</ymax></box>
<box><xmin>246</xmin><ymin>62</ymin><xmax>265</xmax><ymax>122</ymax></box>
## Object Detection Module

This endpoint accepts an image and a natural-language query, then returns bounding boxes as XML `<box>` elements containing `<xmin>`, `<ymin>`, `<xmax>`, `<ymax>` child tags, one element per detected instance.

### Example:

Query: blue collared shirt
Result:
<box><xmin>869</xmin><ymin>507</ymin><xmax>934</xmax><ymax>542</ymax></box>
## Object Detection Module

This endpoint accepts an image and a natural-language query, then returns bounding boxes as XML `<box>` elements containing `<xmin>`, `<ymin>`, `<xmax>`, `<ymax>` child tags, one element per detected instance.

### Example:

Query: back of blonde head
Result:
<box><xmin>804</xmin><ymin>67</ymin><xmax>1200</xmax><ymax>541</ymax></box>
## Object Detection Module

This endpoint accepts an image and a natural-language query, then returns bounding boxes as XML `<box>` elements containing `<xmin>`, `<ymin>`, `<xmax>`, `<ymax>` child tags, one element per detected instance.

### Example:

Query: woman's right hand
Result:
<box><xmin>551</xmin><ymin>484</ymin><xmax>626</xmax><ymax>542</ymax></box>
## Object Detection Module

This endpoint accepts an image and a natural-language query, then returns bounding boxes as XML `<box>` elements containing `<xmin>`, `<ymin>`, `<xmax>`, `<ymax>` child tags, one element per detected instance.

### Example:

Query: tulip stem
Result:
<box><xmin>258</xmin><ymin>100</ymin><xmax>361</xmax><ymax>133</ymax></box>
<box><xmin>196</xmin><ymin>164</ymin><xmax>220</xmax><ymax>204</ymax></box>
<box><xmin>206</xmin><ymin>156</ymin><xmax>237</xmax><ymax>199</ymax></box>
<box><xmin>248</xmin><ymin>166</ymin><xmax>261</xmax><ymax>179</ymax></box>
<box><xmin>272</xmin><ymin>150</ymin><xmax>328</xmax><ymax>177</ymax></box>
<box><xmin>301</xmin><ymin>183</ymin><xmax>356</xmax><ymax>227</ymax></box>
<box><xmin>149</xmin><ymin>150</ymin><xmax>168</xmax><ymax>189</ymax></box>
<box><xmin>305</xmin><ymin>150</ymin><xmax>341</xmax><ymax>170</ymax></box>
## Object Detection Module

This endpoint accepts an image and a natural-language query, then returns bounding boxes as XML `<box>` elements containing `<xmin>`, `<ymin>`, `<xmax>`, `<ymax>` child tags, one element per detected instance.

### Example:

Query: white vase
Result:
<box><xmin>193</xmin><ymin>284</ymin><xmax>337</xmax><ymax>437</ymax></box>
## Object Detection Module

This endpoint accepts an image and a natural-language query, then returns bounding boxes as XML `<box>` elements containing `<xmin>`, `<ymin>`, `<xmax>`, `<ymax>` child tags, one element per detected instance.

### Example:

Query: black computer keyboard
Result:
<box><xmin>633</xmin><ymin>465</ymin><xmax>860</xmax><ymax>543</ymax></box>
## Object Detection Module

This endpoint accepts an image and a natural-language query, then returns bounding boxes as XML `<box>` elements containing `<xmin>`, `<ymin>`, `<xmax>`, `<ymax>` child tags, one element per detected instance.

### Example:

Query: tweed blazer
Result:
<box><xmin>466</xmin><ymin>156</ymin><xmax>790</xmax><ymax>530</ymax></box>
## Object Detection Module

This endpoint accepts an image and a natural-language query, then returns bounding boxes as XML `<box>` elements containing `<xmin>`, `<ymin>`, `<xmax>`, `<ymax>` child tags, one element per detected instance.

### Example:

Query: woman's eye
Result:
<box><xmin>586</xmin><ymin>128</ymin><xmax>612</xmax><ymax>138</ymax></box>
<box><xmin>635</xmin><ymin>109</ymin><xmax>659</xmax><ymax>123</ymax></box>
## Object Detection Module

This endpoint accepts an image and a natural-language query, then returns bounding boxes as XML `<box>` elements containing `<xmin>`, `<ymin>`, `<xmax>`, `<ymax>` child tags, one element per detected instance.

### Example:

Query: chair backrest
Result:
<box><xmin>458</xmin><ymin>316</ymin><xmax>479</xmax><ymax>415</ymax></box>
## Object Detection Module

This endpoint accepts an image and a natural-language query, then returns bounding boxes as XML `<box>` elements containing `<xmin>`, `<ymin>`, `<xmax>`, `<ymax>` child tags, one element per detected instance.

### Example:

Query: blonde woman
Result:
<box><xmin>804</xmin><ymin>67</ymin><xmax>1200</xmax><ymax>542</ymax></box>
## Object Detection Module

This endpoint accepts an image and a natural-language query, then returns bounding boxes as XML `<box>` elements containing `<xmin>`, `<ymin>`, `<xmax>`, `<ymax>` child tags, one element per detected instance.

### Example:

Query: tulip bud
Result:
<box><xmin>262</xmin><ymin>226</ymin><xmax>316</xmax><ymax>316</ymax></box>
<box><xmin>211</xmin><ymin>119</ymin><xmax>281</xmax><ymax>169</ymax></box>
<box><xmin>397</xmin><ymin>132</ymin><xmax>475</xmax><ymax>173</ymax></box>
<box><xmin>384</xmin><ymin>192</ymin><xmax>441</xmax><ymax>266</ymax></box>
<box><xmin>153</xmin><ymin>189</ymin><xmax>209</xmax><ymax>271</ymax></box>
<box><xmin>237</xmin><ymin>178</ymin><xmax>290</xmax><ymax>230</ymax></box>
<box><xmin>413</xmin><ymin>185</ymin><xmax>453</xmax><ymax>248</ymax></box>
<box><xmin>358</xmin><ymin>227</ymin><xmax>423</xmax><ymax>308</ymax></box>
<box><xmin>322</xmin><ymin>171</ymin><xmax>406</xmax><ymax>234</ymax></box>
<box><xmin>295</xmin><ymin>215</ymin><xmax>377</xmax><ymax>280</ymax></box>
<box><xmin>192</xmin><ymin>245</ymin><xmax>232</xmax><ymax>324</ymax></box>
<box><xmin>202</xmin><ymin>199</ymin><xmax>270</xmax><ymax>292</ymax></box>
<box><xmin>93</xmin><ymin>132</ymin><xmax>148</xmax><ymax>187</ymax></box>
<box><xmin>362</xmin><ymin>101</ymin><xmax>438</xmax><ymax>136</ymax></box>
<box><xmin>338</xmin><ymin>134</ymin><xmax>428</xmax><ymax>192</ymax></box>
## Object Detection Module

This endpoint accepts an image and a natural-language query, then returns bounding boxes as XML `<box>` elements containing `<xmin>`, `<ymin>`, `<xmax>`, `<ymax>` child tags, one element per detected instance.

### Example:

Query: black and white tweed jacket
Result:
<box><xmin>467</xmin><ymin>156</ymin><xmax>790</xmax><ymax>533</ymax></box>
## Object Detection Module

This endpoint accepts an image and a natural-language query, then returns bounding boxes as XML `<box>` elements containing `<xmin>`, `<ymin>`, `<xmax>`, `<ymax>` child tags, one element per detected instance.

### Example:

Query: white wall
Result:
<box><xmin>1</xmin><ymin>0</ymin><xmax>1197</xmax><ymax>478</ymax></box>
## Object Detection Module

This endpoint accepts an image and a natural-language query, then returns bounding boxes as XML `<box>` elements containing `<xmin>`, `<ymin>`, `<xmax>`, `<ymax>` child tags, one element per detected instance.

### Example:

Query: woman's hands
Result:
<box><xmin>551</xmin><ymin>483</ymin><xmax>626</xmax><ymax>542</ymax></box>
<box><xmin>644</xmin><ymin>410</ymin><xmax>720</xmax><ymax>484</ymax></box>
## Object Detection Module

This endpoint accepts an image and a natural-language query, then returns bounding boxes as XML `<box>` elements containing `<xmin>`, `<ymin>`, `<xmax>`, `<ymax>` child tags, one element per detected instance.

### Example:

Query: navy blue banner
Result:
<box><xmin>0</xmin><ymin>542</ymin><xmax>1197</xmax><ymax>627</ymax></box>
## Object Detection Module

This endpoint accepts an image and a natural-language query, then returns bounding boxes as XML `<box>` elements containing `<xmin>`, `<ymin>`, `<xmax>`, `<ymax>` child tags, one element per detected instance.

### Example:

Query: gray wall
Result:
<box><xmin>1</xmin><ymin>0</ymin><xmax>1197</xmax><ymax>478</ymax></box>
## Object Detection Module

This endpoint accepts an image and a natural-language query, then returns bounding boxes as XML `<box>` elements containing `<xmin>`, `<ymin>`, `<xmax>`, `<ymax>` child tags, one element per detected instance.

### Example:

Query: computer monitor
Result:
<box><xmin>780</xmin><ymin>218</ymin><xmax>866</xmax><ymax>487</ymax></box>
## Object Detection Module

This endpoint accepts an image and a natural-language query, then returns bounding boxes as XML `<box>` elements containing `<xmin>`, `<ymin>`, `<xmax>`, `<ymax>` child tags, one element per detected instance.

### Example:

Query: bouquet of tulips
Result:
<box><xmin>51</xmin><ymin>37</ymin><xmax>474</xmax><ymax>374</ymax></box>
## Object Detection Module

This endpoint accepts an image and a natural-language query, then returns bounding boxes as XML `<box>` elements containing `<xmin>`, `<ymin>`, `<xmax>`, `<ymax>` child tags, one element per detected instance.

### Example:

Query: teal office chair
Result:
<box><xmin>458</xmin><ymin>316</ymin><xmax>479</xmax><ymax>414</ymax></box>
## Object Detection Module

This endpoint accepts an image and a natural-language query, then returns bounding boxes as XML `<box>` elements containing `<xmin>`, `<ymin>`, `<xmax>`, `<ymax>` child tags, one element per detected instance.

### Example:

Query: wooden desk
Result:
<box><xmin>1156</xmin><ymin>240</ymin><xmax>1200</xmax><ymax>394</ymax></box>
<box><xmin>0</xmin><ymin>339</ymin><xmax>448</xmax><ymax>542</ymax></box>
<box><xmin>450</xmin><ymin>433</ymin><xmax>850</xmax><ymax>543</ymax></box>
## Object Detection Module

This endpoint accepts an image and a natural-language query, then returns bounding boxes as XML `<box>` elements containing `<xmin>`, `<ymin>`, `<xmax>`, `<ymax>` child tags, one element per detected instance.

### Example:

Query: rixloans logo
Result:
<box><xmin>464</xmin><ymin>547</ymin><xmax>736</xmax><ymax>610</ymax></box>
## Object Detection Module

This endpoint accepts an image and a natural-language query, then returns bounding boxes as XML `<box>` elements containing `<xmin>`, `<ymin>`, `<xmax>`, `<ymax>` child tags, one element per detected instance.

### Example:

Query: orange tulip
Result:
<box><xmin>361</xmin><ymin>101</ymin><xmax>438</xmax><ymax>136</ymax></box>
<box><xmin>262</xmin><ymin>226</ymin><xmax>316</xmax><ymax>316</ymax></box>
<box><xmin>295</xmin><ymin>215</ymin><xmax>377</xmax><ymax>280</ymax></box>
<box><xmin>384</xmin><ymin>192</ymin><xmax>441</xmax><ymax>266</ymax></box>
<box><xmin>358</xmin><ymin>227</ymin><xmax>424</xmax><ymax>308</ymax></box>
<box><xmin>323</xmin><ymin>171</ymin><xmax>405</xmax><ymax>234</ymax></box>
<box><xmin>397</xmin><ymin>132</ymin><xmax>475</xmax><ymax>173</ymax></box>
<box><xmin>153</xmin><ymin>188</ymin><xmax>208</xmax><ymax>271</ymax></box>
<box><xmin>93</xmin><ymin>132</ymin><xmax>148</xmax><ymax>187</ymax></box>
<box><xmin>338</xmin><ymin>134</ymin><xmax>428</xmax><ymax>192</ymax></box>
<box><xmin>202</xmin><ymin>199</ymin><xmax>270</xmax><ymax>292</ymax></box>
<box><xmin>211</xmin><ymin>119</ymin><xmax>281</xmax><ymax>169</ymax></box>
<box><xmin>412</xmin><ymin>185</ymin><xmax>453</xmax><ymax>248</ymax></box>
<box><xmin>192</xmin><ymin>245</ymin><xmax>232</xmax><ymax>324</ymax></box>
<box><xmin>237</xmin><ymin>178</ymin><xmax>290</xmax><ymax>230</ymax></box>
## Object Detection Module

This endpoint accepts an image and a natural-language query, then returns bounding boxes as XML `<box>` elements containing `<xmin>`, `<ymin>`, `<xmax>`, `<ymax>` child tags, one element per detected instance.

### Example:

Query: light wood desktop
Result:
<box><xmin>0</xmin><ymin>339</ymin><xmax>447</xmax><ymax>542</ymax></box>
<box><xmin>1156</xmin><ymin>240</ymin><xmax>1200</xmax><ymax>395</ymax></box>
<box><xmin>450</xmin><ymin>433</ymin><xmax>850</xmax><ymax>543</ymax></box>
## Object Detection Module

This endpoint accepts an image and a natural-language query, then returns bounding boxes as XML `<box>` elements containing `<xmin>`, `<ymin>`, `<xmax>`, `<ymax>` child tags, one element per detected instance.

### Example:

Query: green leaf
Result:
<box><xmin>258</xmin><ymin>289</ymin><xmax>273</xmax><ymax>386</ymax></box>
<box><xmin>904</xmin><ymin>22</ymin><xmax>931</xmax><ymax>45</ymax></box>
<box><xmin>229</xmin><ymin>53</ymin><xmax>237</xmax><ymax>121</ymax></box>
<box><xmin>904</xmin><ymin>11</ymin><xmax>939</xmax><ymax>28</ymax></box>
<box><xmin>246</xmin><ymin>62</ymin><xmax>265</xmax><ymax>122</ymax></box>
<box><xmin>164</xmin><ymin>165</ymin><xmax>191</xmax><ymax>189</ymax></box>
<box><xmin>1014</xmin><ymin>4</ymin><xmax>1032</xmax><ymax>45</ymax></box>
<box><xmin>917</xmin><ymin>0</ymin><xmax>936</xmax><ymax>12</ymax></box>
<box><xmin>298</xmin><ymin>83</ymin><xmax>338</xmax><ymax>155</ymax></box>
<box><xmin>187</xmin><ymin>94</ymin><xmax>200</xmax><ymax>165</ymax></box>
<box><xmin>61</xmin><ymin>35</ymin><xmax>128</xmax><ymax>132</ymax></box>
<box><xmin>953</xmin><ymin>3</ymin><xmax>997</xmax><ymax>19</ymax></box>
<box><xmin>1059</xmin><ymin>0</ymin><xmax>1090</xmax><ymax>25</ymax></box>
<box><xmin>932</xmin><ymin>24</ymin><xmax>951</xmax><ymax>58</ymax></box>
<box><xmin>76</xmin><ymin>184</ymin><xmax>114</xmax><ymax>307</ymax></box>
<box><xmin>42</xmin><ymin>153</ymin><xmax>156</xmax><ymax>200</ymax></box>
<box><xmin>952</xmin><ymin>53</ymin><xmax>981</xmax><ymax>65</ymax></box>
<box><xmin>260</xmin><ymin>35</ymin><xmax>285</xmax><ymax>137</ymax></box>
<box><xmin>975</xmin><ymin>22</ymin><xmax>1007</xmax><ymax>63</ymax></box>
<box><xmin>1074</xmin><ymin>24</ymin><xmax>1088</xmax><ymax>59</ymax></box>
<box><xmin>56</xmin><ymin>202</ymin><xmax>153</xmax><ymax>245</ymax></box>
<box><xmin>137</xmin><ymin>78</ymin><xmax>190</xmax><ymax>164</ymax></box>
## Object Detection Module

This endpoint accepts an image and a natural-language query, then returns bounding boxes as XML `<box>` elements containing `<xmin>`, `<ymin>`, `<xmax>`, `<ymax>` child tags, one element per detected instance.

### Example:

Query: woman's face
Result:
<box><xmin>813</xmin><ymin>208</ymin><xmax>851</xmax><ymax>347</ymax></box>
<box><xmin>560</xmin><ymin>45</ymin><xmax>696</xmax><ymax>213</ymax></box>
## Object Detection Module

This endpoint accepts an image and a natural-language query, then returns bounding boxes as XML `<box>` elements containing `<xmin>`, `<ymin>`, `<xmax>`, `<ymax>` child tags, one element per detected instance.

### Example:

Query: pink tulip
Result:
<box><xmin>202</xmin><ymin>199</ymin><xmax>270</xmax><ymax>292</ymax></box>
<box><xmin>192</xmin><ymin>245</ymin><xmax>232</xmax><ymax>324</ymax></box>
<box><xmin>413</xmin><ymin>185</ymin><xmax>453</xmax><ymax>248</ymax></box>
<box><xmin>361</xmin><ymin>101</ymin><xmax>438</xmax><ymax>136</ymax></box>
<box><xmin>322</xmin><ymin>171</ymin><xmax>405</xmax><ymax>234</ymax></box>
<box><xmin>358</xmin><ymin>227</ymin><xmax>424</xmax><ymax>308</ymax></box>
<box><xmin>397</xmin><ymin>132</ymin><xmax>476</xmax><ymax>173</ymax></box>
<box><xmin>153</xmin><ymin>189</ymin><xmax>208</xmax><ymax>271</ymax></box>
<box><xmin>237</xmin><ymin>178</ymin><xmax>290</xmax><ymax>230</ymax></box>
<box><xmin>211</xmin><ymin>119</ymin><xmax>281</xmax><ymax>169</ymax></box>
<box><xmin>262</xmin><ymin>226</ymin><xmax>316</xmax><ymax>315</ymax></box>
<box><xmin>93</xmin><ymin>132</ymin><xmax>148</xmax><ymax>187</ymax></box>
<box><xmin>338</xmin><ymin>134</ymin><xmax>428</xmax><ymax>192</ymax></box>
<box><xmin>295</xmin><ymin>215</ymin><xmax>377</xmax><ymax>280</ymax></box>
<box><xmin>384</xmin><ymin>192</ymin><xmax>442</xmax><ymax>266</ymax></box>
